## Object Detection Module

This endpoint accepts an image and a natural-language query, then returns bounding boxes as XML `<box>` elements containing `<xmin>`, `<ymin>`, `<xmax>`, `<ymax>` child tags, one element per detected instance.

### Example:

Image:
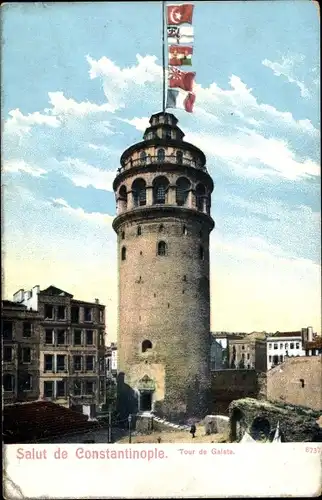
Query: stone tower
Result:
<box><xmin>113</xmin><ymin>112</ymin><xmax>214</xmax><ymax>422</ymax></box>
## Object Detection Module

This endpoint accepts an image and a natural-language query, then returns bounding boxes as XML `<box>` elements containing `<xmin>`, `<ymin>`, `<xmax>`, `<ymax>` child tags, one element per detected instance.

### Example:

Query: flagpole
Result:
<box><xmin>162</xmin><ymin>0</ymin><xmax>166</xmax><ymax>113</ymax></box>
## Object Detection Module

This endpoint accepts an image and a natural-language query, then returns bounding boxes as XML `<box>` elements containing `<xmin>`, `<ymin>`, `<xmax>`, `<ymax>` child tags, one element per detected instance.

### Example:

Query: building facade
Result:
<box><xmin>2</xmin><ymin>300</ymin><xmax>42</xmax><ymax>405</ymax></box>
<box><xmin>266</xmin><ymin>330</ymin><xmax>307</xmax><ymax>370</ymax></box>
<box><xmin>12</xmin><ymin>285</ymin><xmax>106</xmax><ymax>417</ymax></box>
<box><xmin>228</xmin><ymin>337</ymin><xmax>267</xmax><ymax>372</ymax></box>
<box><xmin>113</xmin><ymin>111</ymin><xmax>214</xmax><ymax>421</ymax></box>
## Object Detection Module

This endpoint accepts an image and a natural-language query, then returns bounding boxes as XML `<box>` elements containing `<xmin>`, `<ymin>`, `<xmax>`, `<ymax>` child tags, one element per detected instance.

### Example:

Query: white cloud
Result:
<box><xmin>46</xmin><ymin>91</ymin><xmax>116</xmax><ymax>116</ymax></box>
<box><xmin>262</xmin><ymin>55</ymin><xmax>310</xmax><ymax>98</ymax></box>
<box><xmin>51</xmin><ymin>198</ymin><xmax>113</xmax><ymax>225</ymax></box>
<box><xmin>54</xmin><ymin>158</ymin><xmax>116</xmax><ymax>192</ymax></box>
<box><xmin>3</xmin><ymin>159</ymin><xmax>47</xmax><ymax>178</ymax></box>
<box><xmin>120</xmin><ymin>116</ymin><xmax>150</xmax><ymax>131</ymax></box>
<box><xmin>5</xmin><ymin>108</ymin><xmax>60</xmax><ymax>137</ymax></box>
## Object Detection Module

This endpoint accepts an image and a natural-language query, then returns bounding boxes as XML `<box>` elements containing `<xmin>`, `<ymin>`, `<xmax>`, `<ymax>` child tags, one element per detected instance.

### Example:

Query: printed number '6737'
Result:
<box><xmin>305</xmin><ymin>447</ymin><xmax>322</xmax><ymax>453</ymax></box>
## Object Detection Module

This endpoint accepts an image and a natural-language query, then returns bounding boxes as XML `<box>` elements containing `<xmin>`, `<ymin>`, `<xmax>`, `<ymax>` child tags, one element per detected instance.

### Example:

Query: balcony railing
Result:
<box><xmin>117</xmin><ymin>155</ymin><xmax>206</xmax><ymax>173</ymax></box>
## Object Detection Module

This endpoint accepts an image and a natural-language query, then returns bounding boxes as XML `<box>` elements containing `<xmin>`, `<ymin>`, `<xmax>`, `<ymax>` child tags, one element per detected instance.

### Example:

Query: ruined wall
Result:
<box><xmin>210</xmin><ymin>370</ymin><xmax>263</xmax><ymax>415</ymax></box>
<box><xmin>267</xmin><ymin>356</ymin><xmax>322</xmax><ymax>411</ymax></box>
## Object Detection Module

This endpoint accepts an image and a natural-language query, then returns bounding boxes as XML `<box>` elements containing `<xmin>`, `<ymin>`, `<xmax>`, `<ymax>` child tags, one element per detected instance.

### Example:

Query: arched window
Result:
<box><xmin>140</xmin><ymin>151</ymin><xmax>147</xmax><ymax>163</ymax></box>
<box><xmin>157</xmin><ymin>241</ymin><xmax>167</xmax><ymax>256</ymax></box>
<box><xmin>176</xmin><ymin>177</ymin><xmax>191</xmax><ymax>206</ymax></box>
<box><xmin>121</xmin><ymin>247</ymin><xmax>126</xmax><ymax>261</ymax></box>
<box><xmin>121</xmin><ymin>231</ymin><xmax>125</xmax><ymax>240</ymax></box>
<box><xmin>137</xmin><ymin>226</ymin><xmax>142</xmax><ymax>236</ymax></box>
<box><xmin>142</xmin><ymin>340</ymin><xmax>153</xmax><ymax>353</ymax></box>
<box><xmin>182</xmin><ymin>225</ymin><xmax>187</xmax><ymax>235</ymax></box>
<box><xmin>159</xmin><ymin>224</ymin><xmax>164</xmax><ymax>232</ymax></box>
<box><xmin>199</xmin><ymin>245</ymin><xmax>204</xmax><ymax>260</ymax></box>
<box><xmin>132</xmin><ymin>178</ymin><xmax>146</xmax><ymax>207</ymax></box>
<box><xmin>157</xmin><ymin>148</ymin><xmax>165</xmax><ymax>162</ymax></box>
<box><xmin>153</xmin><ymin>176</ymin><xmax>169</xmax><ymax>204</ymax></box>
<box><xmin>196</xmin><ymin>183</ymin><xmax>206</xmax><ymax>211</ymax></box>
<box><xmin>119</xmin><ymin>185</ymin><xmax>127</xmax><ymax>211</ymax></box>
<box><xmin>176</xmin><ymin>150</ymin><xmax>183</xmax><ymax>164</ymax></box>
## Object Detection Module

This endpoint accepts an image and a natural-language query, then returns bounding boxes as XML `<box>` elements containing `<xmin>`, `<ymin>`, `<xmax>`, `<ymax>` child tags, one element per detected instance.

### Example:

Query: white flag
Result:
<box><xmin>167</xmin><ymin>26</ymin><xmax>194</xmax><ymax>45</ymax></box>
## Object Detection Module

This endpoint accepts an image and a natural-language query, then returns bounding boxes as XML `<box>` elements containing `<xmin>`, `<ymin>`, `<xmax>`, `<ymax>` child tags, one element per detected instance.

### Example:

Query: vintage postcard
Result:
<box><xmin>2</xmin><ymin>1</ymin><xmax>321</xmax><ymax>498</ymax></box>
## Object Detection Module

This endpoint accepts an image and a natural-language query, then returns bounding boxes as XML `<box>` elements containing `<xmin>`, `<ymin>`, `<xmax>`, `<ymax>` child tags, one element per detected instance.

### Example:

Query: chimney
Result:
<box><xmin>95</xmin><ymin>298</ymin><xmax>99</xmax><ymax>304</ymax></box>
<box><xmin>308</xmin><ymin>327</ymin><xmax>313</xmax><ymax>342</ymax></box>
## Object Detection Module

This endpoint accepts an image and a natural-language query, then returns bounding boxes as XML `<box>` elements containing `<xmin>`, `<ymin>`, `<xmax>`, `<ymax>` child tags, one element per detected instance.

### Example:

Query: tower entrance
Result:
<box><xmin>139</xmin><ymin>391</ymin><xmax>153</xmax><ymax>412</ymax></box>
<box><xmin>137</xmin><ymin>374</ymin><xmax>155</xmax><ymax>413</ymax></box>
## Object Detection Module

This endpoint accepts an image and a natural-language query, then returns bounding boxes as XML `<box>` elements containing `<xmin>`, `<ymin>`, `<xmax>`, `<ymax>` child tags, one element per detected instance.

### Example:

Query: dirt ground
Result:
<box><xmin>116</xmin><ymin>425</ymin><xmax>228</xmax><ymax>444</ymax></box>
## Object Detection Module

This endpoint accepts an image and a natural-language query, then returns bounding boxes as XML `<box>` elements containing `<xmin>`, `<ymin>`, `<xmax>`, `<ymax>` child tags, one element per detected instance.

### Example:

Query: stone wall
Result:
<box><xmin>229</xmin><ymin>397</ymin><xmax>322</xmax><ymax>442</ymax></box>
<box><xmin>267</xmin><ymin>356</ymin><xmax>322</xmax><ymax>411</ymax></box>
<box><xmin>210</xmin><ymin>370</ymin><xmax>262</xmax><ymax>415</ymax></box>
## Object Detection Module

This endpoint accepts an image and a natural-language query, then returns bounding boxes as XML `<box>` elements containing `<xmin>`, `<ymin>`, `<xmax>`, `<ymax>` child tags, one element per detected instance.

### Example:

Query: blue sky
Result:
<box><xmin>2</xmin><ymin>1</ymin><xmax>321</xmax><ymax>339</ymax></box>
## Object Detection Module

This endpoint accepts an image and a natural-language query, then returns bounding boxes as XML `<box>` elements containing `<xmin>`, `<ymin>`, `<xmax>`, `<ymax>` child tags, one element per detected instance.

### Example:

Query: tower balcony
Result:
<box><xmin>117</xmin><ymin>154</ymin><xmax>206</xmax><ymax>174</ymax></box>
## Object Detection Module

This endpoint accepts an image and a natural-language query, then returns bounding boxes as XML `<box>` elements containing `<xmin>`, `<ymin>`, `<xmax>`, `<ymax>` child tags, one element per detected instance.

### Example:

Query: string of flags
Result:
<box><xmin>166</xmin><ymin>3</ymin><xmax>196</xmax><ymax>113</ymax></box>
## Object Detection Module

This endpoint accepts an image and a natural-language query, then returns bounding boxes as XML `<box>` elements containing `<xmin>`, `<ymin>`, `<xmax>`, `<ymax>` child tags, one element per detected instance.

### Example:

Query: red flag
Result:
<box><xmin>167</xmin><ymin>4</ymin><xmax>194</xmax><ymax>25</ymax></box>
<box><xmin>168</xmin><ymin>67</ymin><xmax>195</xmax><ymax>92</ymax></box>
<box><xmin>169</xmin><ymin>45</ymin><xmax>193</xmax><ymax>66</ymax></box>
<box><xmin>184</xmin><ymin>92</ymin><xmax>196</xmax><ymax>113</ymax></box>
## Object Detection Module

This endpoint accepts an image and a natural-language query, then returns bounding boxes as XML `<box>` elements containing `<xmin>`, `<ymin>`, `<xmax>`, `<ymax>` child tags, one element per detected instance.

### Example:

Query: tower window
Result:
<box><xmin>153</xmin><ymin>176</ymin><xmax>169</xmax><ymax>204</ymax></box>
<box><xmin>176</xmin><ymin>177</ymin><xmax>191</xmax><ymax>206</ymax></box>
<box><xmin>132</xmin><ymin>178</ymin><xmax>147</xmax><ymax>207</ymax></box>
<box><xmin>137</xmin><ymin>226</ymin><xmax>142</xmax><ymax>236</ymax></box>
<box><xmin>157</xmin><ymin>241</ymin><xmax>167</xmax><ymax>256</ymax></box>
<box><xmin>199</xmin><ymin>246</ymin><xmax>204</xmax><ymax>260</ymax></box>
<box><xmin>157</xmin><ymin>148</ymin><xmax>165</xmax><ymax>162</ymax></box>
<box><xmin>176</xmin><ymin>150</ymin><xmax>183</xmax><ymax>164</ymax></box>
<box><xmin>159</xmin><ymin>224</ymin><xmax>164</xmax><ymax>232</ymax></box>
<box><xmin>121</xmin><ymin>231</ymin><xmax>125</xmax><ymax>240</ymax></box>
<box><xmin>142</xmin><ymin>340</ymin><xmax>153</xmax><ymax>353</ymax></box>
<box><xmin>140</xmin><ymin>151</ymin><xmax>147</xmax><ymax>163</ymax></box>
<box><xmin>196</xmin><ymin>183</ymin><xmax>206</xmax><ymax>211</ymax></box>
<box><xmin>121</xmin><ymin>246</ymin><xmax>126</xmax><ymax>261</ymax></box>
<box><xmin>182</xmin><ymin>225</ymin><xmax>187</xmax><ymax>235</ymax></box>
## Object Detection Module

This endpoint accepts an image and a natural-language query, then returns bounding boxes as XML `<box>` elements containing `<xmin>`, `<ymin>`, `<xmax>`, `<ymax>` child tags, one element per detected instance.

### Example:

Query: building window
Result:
<box><xmin>242</xmin><ymin>353</ymin><xmax>245</xmax><ymax>359</ymax></box>
<box><xmin>285</xmin><ymin>343</ymin><xmax>288</xmax><ymax>349</ymax></box>
<box><xmin>2</xmin><ymin>320</ymin><xmax>13</xmax><ymax>340</ymax></box>
<box><xmin>199</xmin><ymin>246</ymin><xmax>204</xmax><ymax>260</ymax></box>
<box><xmin>121</xmin><ymin>246</ymin><xmax>127</xmax><ymax>261</ymax></box>
<box><xmin>132</xmin><ymin>178</ymin><xmax>147</xmax><ymax>207</ymax></box>
<box><xmin>157</xmin><ymin>241</ymin><xmax>167</xmax><ymax>256</ymax></box>
<box><xmin>279</xmin><ymin>343</ymin><xmax>283</xmax><ymax>349</ymax></box>
<box><xmin>84</xmin><ymin>307</ymin><xmax>92</xmax><ymax>322</ymax></box>
<box><xmin>159</xmin><ymin>224</ymin><xmax>164</xmax><ymax>232</ymax></box>
<box><xmin>44</xmin><ymin>354</ymin><xmax>54</xmax><ymax>372</ymax></box>
<box><xmin>142</xmin><ymin>339</ymin><xmax>153</xmax><ymax>353</ymax></box>
<box><xmin>182</xmin><ymin>225</ymin><xmax>187</xmax><ymax>235</ymax></box>
<box><xmin>86</xmin><ymin>356</ymin><xmax>94</xmax><ymax>371</ymax></box>
<box><xmin>296</xmin><ymin>342</ymin><xmax>300</xmax><ymax>349</ymax></box>
<box><xmin>74</xmin><ymin>329</ymin><xmax>82</xmax><ymax>345</ymax></box>
<box><xmin>290</xmin><ymin>343</ymin><xmax>294</xmax><ymax>349</ymax></box>
<box><xmin>56</xmin><ymin>329</ymin><xmax>66</xmax><ymax>345</ymax></box>
<box><xmin>71</xmin><ymin>306</ymin><xmax>80</xmax><ymax>323</ymax></box>
<box><xmin>269</xmin><ymin>356</ymin><xmax>272</xmax><ymax>362</ymax></box>
<box><xmin>22</xmin><ymin>374</ymin><xmax>32</xmax><ymax>391</ymax></box>
<box><xmin>99</xmin><ymin>309</ymin><xmax>104</xmax><ymax>323</ymax></box>
<box><xmin>280</xmin><ymin>355</ymin><xmax>283</xmax><ymax>362</ymax></box>
<box><xmin>44</xmin><ymin>381</ymin><xmax>54</xmax><ymax>398</ymax></box>
<box><xmin>157</xmin><ymin>148</ymin><xmax>165</xmax><ymax>162</ymax></box>
<box><xmin>247</xmin><ymin>353</ymin><xmax>250</xmax><ymax>359</ymax></box>
<box><xmin>121</xmin><ymin>231</ymin><xmax>125</xmax><ymax>240</ymax></box>
<box><xmin>44</xmin><ymin>304</ymin><xmax>54</xmax><ymax>319</ymax></box>
<box><xmin>57</xmin><ymin>306</ymin><xmax>66</xmax><ymax>320</ymax></box>
<box><xmin>137</xmin><ymin>226</ymin><xmax>142</xmax><ymax>236</ymax></box>
<box><xmin>85</xmin><ymin>380</ymin><xmax>95</xmax><ymax>394</ymax></box>
<box><xmin>73</xmin><ymin>355</ymin><xmax>82</xmax><ymax>371</ymax></box>
<box><xmin>268</xmin><ymin>343</ymin><xmax>272</xmax><ymax>349</ymax></box>
<box><xmin>22</xmin><ymin>348</ymin><xmax>31</xmax><ymax>363</ymax></box>
<box><xmin>3</xmin><ymin>374</ymin><xmax>14</xmax><ymax>392</ymax></box>
<box><xmin>56</xmin><ymin>355</ymin><xmax>66</xmax><ymax>372</ymax></box>
<box><xmin>273</xmin><ymin>343</ymin><xmax>278</xmax><ymax>350</ymax></box>
<box><xmin>176</xmin><ymin>150</ymin><xmax>183</xmax><ymax>164</ymax></box>
<box><xmin>45</xmin><ymin>329</ymin><xmax>53</xmax><ymax>344</ymax></box>
<box><xmin>3</xmin><ymin>346</ymin><xmax>13</xmax><ymax>362</ymax></box>
<box><xmin>242</xmin><ymin>345</ymin><xmax>245</xmax><ymax>350</ymax></box>
<box><xmin>73</xmin><ymin>380</ymin><xmax>82</xmax><ymax>396</ymax></box>
<box><xmin>23</xmin><ymin>322</ymin><xmax>32</xmax><ymax>337</ymax></box>
<box><xmin>56</xmin><ymin>380</ymin><xmax>66</xmax><ymax>398</ymax></box>
<box><xmin>176</xmin><ymin>177</ymin><xmax>191</xmax><ymax>206</ymax></box>
<box><xmin>86</xmin><ymin>330</ymin><xmax>94</xmax><ymax>345</ymax></box>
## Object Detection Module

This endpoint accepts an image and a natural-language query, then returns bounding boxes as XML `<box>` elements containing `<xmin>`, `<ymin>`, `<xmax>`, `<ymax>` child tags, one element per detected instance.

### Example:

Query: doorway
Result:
<box><xmin>140</xmin><ymin>391</ymin><xmax>152</xmax><ymax>412</ymax></box>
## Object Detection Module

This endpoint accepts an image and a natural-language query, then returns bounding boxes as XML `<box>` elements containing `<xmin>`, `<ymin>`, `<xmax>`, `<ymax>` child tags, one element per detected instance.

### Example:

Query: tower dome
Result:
<box><xmin>113</xmin><ymin>111</ymin><xmax>215</xmax><ymax>422</ymax></box>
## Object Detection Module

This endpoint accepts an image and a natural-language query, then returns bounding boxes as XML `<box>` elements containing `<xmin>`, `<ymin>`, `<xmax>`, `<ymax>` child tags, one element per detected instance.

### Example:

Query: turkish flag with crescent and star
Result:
<box><xmin>168</xmin><ymin>67</ymin><xmax>196</xmax><ymax>92</ymax></box>
<box><xmin>167</xmin><ymin>4</ymin><xmax>194</xmax><ymax>25</ymax></box>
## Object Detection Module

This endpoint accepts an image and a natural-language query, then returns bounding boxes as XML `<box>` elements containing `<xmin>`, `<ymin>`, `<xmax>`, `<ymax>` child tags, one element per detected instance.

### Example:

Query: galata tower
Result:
<box><xmin>113</xmin><ymin>111</ymin><xmax>214</xmax><ymax>422</ymax></box>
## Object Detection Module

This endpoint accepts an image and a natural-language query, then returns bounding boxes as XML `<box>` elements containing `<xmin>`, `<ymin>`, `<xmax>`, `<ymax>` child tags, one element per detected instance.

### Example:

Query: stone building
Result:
<box><xmin>2</xmin><ymin>300</ymin><xmax>42</xmax><ymax>405</ymax></box>
<box><xmin>228</xmin><ymin>336</ymin><xmax>267</xmax><ymax>372</ymax></box>
<box><xmin>113</xmin><ymin>111</ymin><xmax>214</xmax><ymax>421</ymax></box>
<box><xmin>266</xmin><ymin>330</ymin><xmax>306</xmax><ymax>370</ymax></box>
<box><xmin>12</xmin><ymin>285</ymin><xmax>106</xmax><ymax>417</ymax></box>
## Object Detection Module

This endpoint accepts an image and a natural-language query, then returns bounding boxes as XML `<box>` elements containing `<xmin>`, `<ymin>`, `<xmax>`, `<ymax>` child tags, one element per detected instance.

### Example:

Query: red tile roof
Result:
<box><xmin>3</xmin><ymin>401</ymin><xmax>100</xmax><ymax>443</ymax></box>
<box><xmin>270</xmin><ymin>331</ymin><xmax>302</xmax><ymax>338</ymax></box>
